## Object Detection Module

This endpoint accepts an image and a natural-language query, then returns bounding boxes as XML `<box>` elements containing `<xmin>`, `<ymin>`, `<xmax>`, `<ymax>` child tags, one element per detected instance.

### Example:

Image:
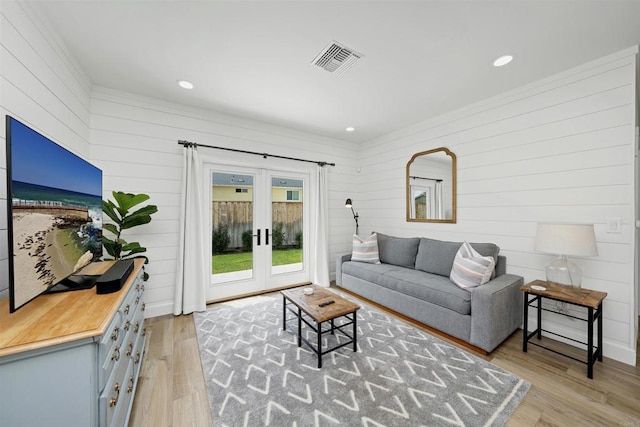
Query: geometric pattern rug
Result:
<box><xmin>194</xmin><ymin>290</ymin><xmax>530</xmax><ymax>427</ymax></box>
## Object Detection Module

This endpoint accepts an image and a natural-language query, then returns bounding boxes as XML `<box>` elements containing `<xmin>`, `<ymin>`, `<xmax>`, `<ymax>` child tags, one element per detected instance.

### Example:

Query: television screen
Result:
<box><xmin>5</xmin><ymin>116</ymin><xmax>103</xmax><ymax>312</ymax></box>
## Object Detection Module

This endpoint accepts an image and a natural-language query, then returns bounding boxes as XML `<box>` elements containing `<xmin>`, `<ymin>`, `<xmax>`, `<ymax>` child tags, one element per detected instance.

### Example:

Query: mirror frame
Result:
<box><xmin>406</xmin><ymin>147</ymin><xmax>457</xmax><ymax>223</ymax></box>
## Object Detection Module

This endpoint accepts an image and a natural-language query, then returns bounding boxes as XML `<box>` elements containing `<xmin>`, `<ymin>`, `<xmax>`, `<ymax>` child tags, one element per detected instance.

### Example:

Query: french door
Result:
<box><xmin>205</xmin><ymin>164</ymin><xmax>310</xmax><ymax>301</ymax></box>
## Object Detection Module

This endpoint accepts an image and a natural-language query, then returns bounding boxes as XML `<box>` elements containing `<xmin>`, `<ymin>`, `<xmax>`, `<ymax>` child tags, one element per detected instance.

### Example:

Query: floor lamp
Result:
<box><xmin>345</xmin><ymin>198</ymin><xmax>359</xmax><ymax>235</ymax></box>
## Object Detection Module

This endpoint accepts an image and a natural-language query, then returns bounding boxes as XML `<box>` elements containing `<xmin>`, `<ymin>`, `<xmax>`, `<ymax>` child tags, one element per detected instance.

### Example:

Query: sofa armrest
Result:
<box><xmin>469</xmin><ymin>273</ymin><xmax>524</xmax><ymax>352</ymax></box>
<box><xmin>335</xmin><ymin>253</ymin><xmax>352</xmax><ymax>287</ymax></box>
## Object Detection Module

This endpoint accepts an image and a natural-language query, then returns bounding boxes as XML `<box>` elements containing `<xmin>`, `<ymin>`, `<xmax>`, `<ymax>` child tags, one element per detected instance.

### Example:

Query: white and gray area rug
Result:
<box><xmin>194</xmin><ymin>291</ymin><xmax>530</xmax><ymax>427</ymax></box>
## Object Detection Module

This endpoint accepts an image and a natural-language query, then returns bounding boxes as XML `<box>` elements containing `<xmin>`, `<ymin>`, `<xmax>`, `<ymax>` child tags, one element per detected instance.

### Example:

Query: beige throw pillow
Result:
<box><xmin>352</xmin><ymin>233</ymin><xmax>380</xmax><ymax>264</ymax></box>
<box><xmin>450</xmin><ymin>241</ymin><xmax>495</xmax><ymax>289</ymax></box>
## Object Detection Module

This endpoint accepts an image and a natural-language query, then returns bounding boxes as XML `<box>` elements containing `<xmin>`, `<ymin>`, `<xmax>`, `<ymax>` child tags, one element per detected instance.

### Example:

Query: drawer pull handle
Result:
<box><xmin>134</xmin><ymin>322</ymin><xmax>140</xmax><ymax>334</ymax></box>
<box><xmin>136</xmin><ymin>283</ymin><xmax>140</xmax><ymax>291</ymax></box>
<box><xmin>135</xmin><ymin>351</ymin><xmax>141</xmax><ymax>364</ymax></box>
<box><xmin>142</xmin><ymin>327</ymin><xmax>147</xmax><ymax>337</ymax></box>
<box><xmin>111</xmin><ymin>346</ymin><xmax>120</xmax><ymax>361</ymax></box>
<box><xmin>135</xmin><ymin>296</ymin><xmax>140</xmax><ymax>305</ymax></box>
<box><xmin>124</xmin><ymin>320</ymin><xmax>131</xmax><ymax>331</ymax></box>
<box><xmin>141</xmin><ymin>284</ymin><xmax>145</xmax><ymax>292</ymax></box>
<box><xmin>111</xmin><ymin>327</ymin><xmax>120</xmax><ymax>341</ymax></box>
<box><xmin>126</xmin><ymin>341</ymin><xmax>133</xmax><ymax>357</ymax></box>
<box><xmin>109</xmin><ymin>383</ymin><xmax>120</xmax><ymax>407</ymax></box>
<box><xmin>141</xmin><ymin>302</ymin><xmax>146</xmax><ymax>312</ymax></box>
<box><xmin>124</xmin><ymin>304</ymin><xmax>130</xmax><ymax>315</ymax></box>
<box><xmin>127</xmin><ymin>375</ymin><xmax>135</xmax><ymax>393</ymax></box>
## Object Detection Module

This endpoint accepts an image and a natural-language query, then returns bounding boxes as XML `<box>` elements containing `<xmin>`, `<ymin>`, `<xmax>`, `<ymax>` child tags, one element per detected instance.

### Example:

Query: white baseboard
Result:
<box><xmin>604</xmin><ymin>341</ymin><xmax>637</xmax><ymax>366</ymax></box>
<box><xmin>144</xmin><ymin>301</ymin><xmax>174</xmax><ymax>319</ymax></box>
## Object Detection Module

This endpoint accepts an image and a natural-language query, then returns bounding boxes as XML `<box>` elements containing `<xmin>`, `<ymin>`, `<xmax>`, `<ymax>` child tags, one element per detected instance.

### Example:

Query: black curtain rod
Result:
<box><xmin>410</xmin><ymin>175</ymin><xmax>443</xmax><ymax>182</ymax></box>
<box><xmin>178</xmin><ymin>140</ymin><xmax>336</xmax><ymax>167</ymax></box>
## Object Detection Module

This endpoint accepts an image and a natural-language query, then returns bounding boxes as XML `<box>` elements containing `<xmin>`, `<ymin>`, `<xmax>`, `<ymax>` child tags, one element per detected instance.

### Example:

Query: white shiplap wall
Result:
<box><xmin>355</xmin><ymin>47</ymin><xmax>638</xmax><ymax>365</ymax></box>
<box><xmin>89</xmin><ymin>87</ymin><xmax>359</xmax><ymax>317</ymax></box>
<box><xmin>0</xmin><ymin>1</ymin><xmax>92</xmax><ymax>299</ymax></box>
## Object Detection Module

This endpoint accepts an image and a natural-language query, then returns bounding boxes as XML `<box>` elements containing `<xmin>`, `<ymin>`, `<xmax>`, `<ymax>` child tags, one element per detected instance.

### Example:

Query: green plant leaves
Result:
<box><xmin>120</xmin><ymin>205</ymin><xmax>158</xmax><ymax>230</ymax></box>
<box><xmin>103</xmin><ymin>223</ymin><xmax>119</xmax><ymax>236</ymax></box>
<box><xmin>112</xmin><ymin>192</ymin><xmax>150</xmax><ymax>213</ymax></box>
<box><xmin>102</xmin><ymin>200</ymin><xmax>121</xmax><ymax>223</ymax></box>
<box><xmin>102</xmin><ymin>191</ymin><xmax>157</xmax><ymax>281</ymax></box>
<box><xmin>101</xmin><ymin>235</ymin><xmax>118</xmax><ymax>259</ymax></box>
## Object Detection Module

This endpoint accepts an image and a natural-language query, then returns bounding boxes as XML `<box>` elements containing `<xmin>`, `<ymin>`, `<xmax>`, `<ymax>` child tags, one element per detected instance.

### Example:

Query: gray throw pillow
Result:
<box><xmin>376</xmin><ymin>233</ymin><xmax>420</xmax><ymax>268</ymax></box>
<box><xmin>415</xmin><ymin>238</ymin><xmax>500</xmax><ymax>277</ymax></box>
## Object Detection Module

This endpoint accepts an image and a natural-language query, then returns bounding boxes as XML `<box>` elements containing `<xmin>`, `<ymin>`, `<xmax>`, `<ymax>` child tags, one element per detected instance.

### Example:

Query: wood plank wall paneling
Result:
<box><xmin>88</xmin><ymin>87</ymin><xmax>360</xmax><ymax>317</ymax></box>
<box><xmin>355</xmin><ymin>47</ymin><xmax>638</xmax><ymax>365</ymax></box>
<box><xmin>2</xmin><ymin>0</ymin><xmax>636</xmax><ymax>364</ymax></box>
<box><xmin>0</xmin><ymin>1</ymin><xmax>92</xmax><ymax>298</ymax></box>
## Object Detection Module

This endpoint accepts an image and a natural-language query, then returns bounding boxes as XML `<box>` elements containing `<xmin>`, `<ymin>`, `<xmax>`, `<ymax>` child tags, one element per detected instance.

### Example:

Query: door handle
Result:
<box><xmin>254</xmin><ymin>229</ymin><xmax>261</xmax><ymax>246</ymax></box>
<box><xmin>266</xmin><ymin>228</ymin><xmax>270</xmax><ymax>245</ymax></box>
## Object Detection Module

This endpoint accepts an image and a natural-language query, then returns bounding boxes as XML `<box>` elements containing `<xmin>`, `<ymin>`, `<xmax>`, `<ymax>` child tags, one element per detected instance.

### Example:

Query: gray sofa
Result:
<box><xmin>335</xmin><ymin>233</ymin><xmax>524</xmax><ymax>352</ymax></box>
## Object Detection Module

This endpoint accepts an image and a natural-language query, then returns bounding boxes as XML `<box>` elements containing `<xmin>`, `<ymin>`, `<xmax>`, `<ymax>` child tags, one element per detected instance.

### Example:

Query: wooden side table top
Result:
<box><xmin>520</xmin><ymin>279</ymin><xmax>607</xmax><ymax>308</ymax></box>
<box><xmin>0</xmin><ymin>259</ymin><xmax>144</xmax><ymax>357</ymax></box>
<box><xmin>281</xmin><ymin>285</ymin><xmax>360</xmax><ymax>323</ymax></box>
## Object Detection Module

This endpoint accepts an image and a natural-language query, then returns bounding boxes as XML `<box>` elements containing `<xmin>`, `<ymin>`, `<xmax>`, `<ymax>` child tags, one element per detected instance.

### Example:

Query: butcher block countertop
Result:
<box><xmin>0</xmin><ymin>259</ymin><xmax>144</xmax><ymax>357</ymax></box>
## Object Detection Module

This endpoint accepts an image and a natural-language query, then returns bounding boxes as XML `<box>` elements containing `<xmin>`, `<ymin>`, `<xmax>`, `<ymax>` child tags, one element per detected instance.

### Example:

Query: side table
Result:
<box><xmin>521</xmin><ymin>280</ymin><xmax>607</xmax><ymax>379</ymax></box>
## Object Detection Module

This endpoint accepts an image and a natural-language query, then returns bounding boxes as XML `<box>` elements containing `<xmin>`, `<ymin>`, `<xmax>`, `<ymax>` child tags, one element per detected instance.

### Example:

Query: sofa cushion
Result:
<box><xmin>351</xmin><ymin>233</ymin><xmax>380</xmax><ymax>264</ymax></box>
<box><xmin>342</xmin><ymin>261</ymin><xmax>403</xmax><ymax>291</ymax></box>
<box><xmin>342</xmin><ymin>261</ymin><xmax>471</xmax><ymax>315</ymax></box>
<box><xmin>376</xmin><ymin>233</ymin><xmax>420</xmax><ymax>268</ymax></box>
<box><xmin>415</xmin><ymin>238</ymin><xmax>500</xmax><ymax>277</ymax></box>
<box><xmin>450</xmin><ymin>241</ymin><xmax>496</xmax><ymax>289</ymax></box>
<box><xmin>385</xmin><ymin>269</ymin><xmax>471</xmax><ymax>315</ymax></box>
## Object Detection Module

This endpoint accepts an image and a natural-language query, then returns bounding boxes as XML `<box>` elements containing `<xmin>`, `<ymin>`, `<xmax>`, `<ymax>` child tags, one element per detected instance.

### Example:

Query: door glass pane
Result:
<box><xmin>271</xmin><ymin>176</ymin><xmax>303</xmax><ymax>274</ymax></box>
<box><xmin>211</xmin><ymin>172</ymin><xmax>254</xmax><ymax>281</ymax></box>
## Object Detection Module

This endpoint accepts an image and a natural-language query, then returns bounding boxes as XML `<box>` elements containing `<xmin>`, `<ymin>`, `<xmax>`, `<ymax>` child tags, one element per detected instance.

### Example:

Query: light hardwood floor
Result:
<box><xmin>129</xmin><ymin>296</ymin><xmax>640</xmax><ymax>427</ymax></box>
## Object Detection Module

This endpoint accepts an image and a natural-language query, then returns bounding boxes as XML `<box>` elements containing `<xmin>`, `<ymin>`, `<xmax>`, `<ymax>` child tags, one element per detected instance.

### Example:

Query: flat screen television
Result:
<box><xmin>5</xmin><ymin>116</ymin><xmax>103</xmax><ymax>312</ymax></box>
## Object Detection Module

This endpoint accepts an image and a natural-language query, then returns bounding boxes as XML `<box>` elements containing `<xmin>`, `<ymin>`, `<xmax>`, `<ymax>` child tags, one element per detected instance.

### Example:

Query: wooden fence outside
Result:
<box><xmin>212</xmin><ymin>201</ymin><xmax>303</xmax><ymax>248</ymax></box>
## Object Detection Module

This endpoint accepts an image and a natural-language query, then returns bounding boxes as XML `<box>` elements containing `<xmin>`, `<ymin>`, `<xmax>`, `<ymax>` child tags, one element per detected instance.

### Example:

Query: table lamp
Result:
<box><xmin>534</xmin><ymin>223</ymin><xmax>598</xmax><ymax>288</ymax></box>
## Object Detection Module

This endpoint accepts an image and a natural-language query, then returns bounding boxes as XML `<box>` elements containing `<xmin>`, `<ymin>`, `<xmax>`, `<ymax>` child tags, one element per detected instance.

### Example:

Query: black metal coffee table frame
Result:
<box><xmin>282</xmin><ymin>295</ymin><xmax>357</xmax><ymax>368</ymax></box>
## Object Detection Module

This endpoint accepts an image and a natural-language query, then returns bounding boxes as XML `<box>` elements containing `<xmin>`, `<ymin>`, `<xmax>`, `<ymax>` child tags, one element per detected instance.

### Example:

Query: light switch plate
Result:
<box><xmin>605</xmin><ymin>218</ymin><xmax>621</xmax><ymax>233</ymax></box>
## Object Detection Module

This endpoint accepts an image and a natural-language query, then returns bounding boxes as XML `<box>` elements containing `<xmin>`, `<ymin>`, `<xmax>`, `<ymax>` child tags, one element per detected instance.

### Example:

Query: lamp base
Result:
<box><xmin>545</xmin><ymin>255</ymin><xmax>582</xmax><ymax>288</ymax></box>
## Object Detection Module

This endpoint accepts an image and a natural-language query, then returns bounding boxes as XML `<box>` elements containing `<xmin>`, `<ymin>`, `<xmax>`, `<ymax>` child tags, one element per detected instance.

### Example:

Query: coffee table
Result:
<box><xmin>281</xmin><ymin>285</ymin><xmax>360</xmax><ymax>368</ymax></box>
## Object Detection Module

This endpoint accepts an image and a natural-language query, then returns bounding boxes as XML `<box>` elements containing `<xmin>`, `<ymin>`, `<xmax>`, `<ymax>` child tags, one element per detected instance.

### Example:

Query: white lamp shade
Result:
<box><xmin>534</xmin><ymin>223</ymin><xmax>598</xmax><ymax>257</ymax></box>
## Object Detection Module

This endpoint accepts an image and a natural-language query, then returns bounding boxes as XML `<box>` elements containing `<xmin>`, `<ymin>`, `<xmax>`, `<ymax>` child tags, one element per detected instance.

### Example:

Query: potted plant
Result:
<box><xmin>102</xmin><ymin>191</ymin><xmax>158</xmax><ymax>280</ymax></box>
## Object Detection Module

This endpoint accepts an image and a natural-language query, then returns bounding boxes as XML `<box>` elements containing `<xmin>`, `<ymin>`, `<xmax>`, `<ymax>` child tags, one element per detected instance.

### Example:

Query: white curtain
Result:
<box><xmin>312</xmin><ymin>165</ymin><xmax>330</xmax><ymax>287</ymax></box>
<box><xmin>174</xmin><ymin>144</ymin><xmax>207</xmax><ymax>315</ymax></box>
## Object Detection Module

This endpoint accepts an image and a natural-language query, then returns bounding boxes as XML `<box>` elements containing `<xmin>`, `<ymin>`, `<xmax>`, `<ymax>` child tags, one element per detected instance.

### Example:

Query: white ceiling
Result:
<box><xmin>29</xmin><ymin>1</ymin><xmax>640</xmax><ymax>143</ymax></box>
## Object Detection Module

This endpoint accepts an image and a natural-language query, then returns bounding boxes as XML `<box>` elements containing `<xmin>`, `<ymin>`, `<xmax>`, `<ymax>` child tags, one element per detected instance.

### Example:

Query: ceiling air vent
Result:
<box><xmin>312</xmin><ymin>41</ymin><xmax>363</xmax><ymax>75</ymax></box>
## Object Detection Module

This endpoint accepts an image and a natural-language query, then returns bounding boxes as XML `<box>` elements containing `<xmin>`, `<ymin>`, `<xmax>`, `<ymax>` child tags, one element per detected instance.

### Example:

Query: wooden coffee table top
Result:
<box><xmin>281</xmin><ymin>285</ymin><xmax>360</xmax><ymax>323</ymax></box>
<box><xmin>521</xmin><ymin>280</ymin><xmax>607</xmax><ymax>309</ymax></box>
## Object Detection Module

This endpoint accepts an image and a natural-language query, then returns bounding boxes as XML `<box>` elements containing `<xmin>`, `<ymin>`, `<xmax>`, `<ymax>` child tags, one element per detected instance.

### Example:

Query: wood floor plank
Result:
<box><xmin>172</xmin><ymin>390</ymin><xmax>212</xmax><ymax>427</ymax></box>
<box><xmin>173</xmin><ymin>336</ymin><xmax>208</xmax><ymax>400</ymax></box>
<box><xmin>129</xmin><ymin>357</ymin><xmax>173</xmax><ymax>427</ymax></box>
<box><xmin>129</xmin><ymin>295</ymin><xmax>640</xmax><ymax>427</ymax></box>
<box><xmin>145</xmin><ymin>315</ymin><xmax>174</xmax><ymax>360</ymax></box>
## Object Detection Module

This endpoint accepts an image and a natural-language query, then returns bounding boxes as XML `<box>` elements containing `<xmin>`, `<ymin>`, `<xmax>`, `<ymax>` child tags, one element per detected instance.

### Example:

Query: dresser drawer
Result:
<box><xmin>98</xmin><ymin>267</ymin><xmax>144</xmax><ymax>392</ymax></box>
<box><xmin>98</xmin><ymin>310</ymin><xmax>124</xmax><ymax>389</ymax></box>
<box><xmin>99</xmin><ymin>346</ymin><xmax>129</xmax><ymax>427</ymax></box>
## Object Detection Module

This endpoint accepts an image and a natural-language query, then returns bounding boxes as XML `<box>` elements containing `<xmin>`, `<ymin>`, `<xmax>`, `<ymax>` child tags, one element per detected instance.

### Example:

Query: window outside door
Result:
<box><xmin>206</xmin><ymin>164</ymin><xmax>309</xmax><ymax>301</ymax></box>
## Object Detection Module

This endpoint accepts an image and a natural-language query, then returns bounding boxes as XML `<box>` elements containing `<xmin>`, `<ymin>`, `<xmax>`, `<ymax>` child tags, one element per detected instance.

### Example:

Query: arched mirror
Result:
<box><xmin>406</xmin><ymin>147</ymin><xmax>456</xmax><ymax>223</ymax></box>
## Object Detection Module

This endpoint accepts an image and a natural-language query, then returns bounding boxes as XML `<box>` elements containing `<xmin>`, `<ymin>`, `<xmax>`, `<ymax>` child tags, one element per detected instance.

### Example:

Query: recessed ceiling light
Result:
<box><xmin>492</xmin><ymin>55</ymin><xmax>513</xmax><ymax>67</ymax></box>
<box><xmin>177</xmin><ymin>80</ymin><xmax>194</xmax><ymax>89</ymax></box>
<box><xmin>345</xmin><ymin>127</ymin><xmax>355</xmax><ymax>132</ymax></box>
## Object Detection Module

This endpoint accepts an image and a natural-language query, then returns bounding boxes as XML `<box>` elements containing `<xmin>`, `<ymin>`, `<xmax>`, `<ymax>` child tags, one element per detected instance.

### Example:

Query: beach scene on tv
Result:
<box><xmin>9</xmin><ymin>118</ymin><xmax>102</xmax><ymax>309</ymax></box>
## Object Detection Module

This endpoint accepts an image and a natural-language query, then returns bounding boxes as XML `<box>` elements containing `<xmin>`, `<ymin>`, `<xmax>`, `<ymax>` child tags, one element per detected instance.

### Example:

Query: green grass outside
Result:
<box><xmin>212</xmin><ymin>249</ymin><xmax>302</xmax><ymax>274</ymax></box>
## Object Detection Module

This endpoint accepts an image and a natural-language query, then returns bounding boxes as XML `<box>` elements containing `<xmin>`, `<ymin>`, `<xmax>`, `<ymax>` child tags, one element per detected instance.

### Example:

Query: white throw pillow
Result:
<box><xmin>450</xmin><ymin>241</ymin><xmax>496</xmax><ymax>289</ymax></box>
<box><xmin>352</xmin><ymin>233</ymin><xmax>380</xmax><ymax>264</ymax></box>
